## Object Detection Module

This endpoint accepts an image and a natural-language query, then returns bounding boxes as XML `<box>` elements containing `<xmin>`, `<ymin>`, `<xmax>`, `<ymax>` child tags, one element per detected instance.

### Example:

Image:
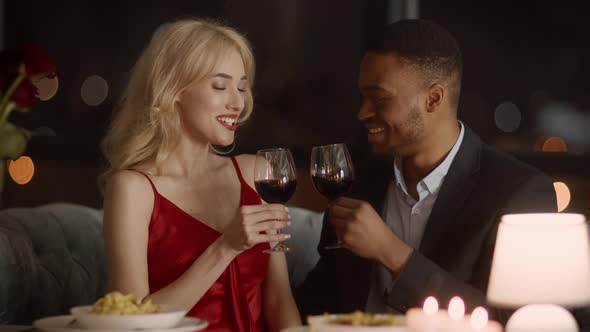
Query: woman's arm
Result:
<box><xmin>262</xmin><ymin>253</ymin><xmax>302</xmax><ymax>331</ymax></box>
<box><xmin>104</xmin><ymin>170</ymin><xmax>289</xmax><ymax>310</ymax></box>
<box><xmin>103</xmin><ymin>171</ymin><xmax>154</xmax><ymax>297</ymax></box>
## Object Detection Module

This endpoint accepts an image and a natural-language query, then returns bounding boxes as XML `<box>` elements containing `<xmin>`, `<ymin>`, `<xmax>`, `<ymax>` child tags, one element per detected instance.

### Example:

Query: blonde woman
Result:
<box><xmin>100</xmin><ymin>19</ymin><xmax>301</xmax><ymax>331</ymax></box>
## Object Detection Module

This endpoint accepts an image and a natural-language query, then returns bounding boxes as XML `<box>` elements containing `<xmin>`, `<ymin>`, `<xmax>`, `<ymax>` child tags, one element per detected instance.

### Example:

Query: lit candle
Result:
<box><xmin>470</xmin><ymin>306</ymin><xmax>488</xmax><ymax>329</ymax></box>
<box><xmin>445</xmin><ymin>302</ymin><xmax>503</xmax><ymax>332</ymax></box>
<box><xmin>407</xmin><ymin>296</ymin><xmax>503</xmax><ymax>332</ymax></box>
<box><xmin>444</xmin><ymin>297</ymin><xmax>467</xmax><ymax>331</ymax></box>
<box><xmin>448</xmin><ymin>296</ymin><xmax>466</xmax><ymax>321</ymax></box>
<box><xmin>424</xmin><ymin>296</ymin><xmax>439</xmax><ymax>315</ymax></box>
<box><xmin>406</xmin><ymin>296</ymin><xmax>447</xmax><ymax>332</ymax></box>
<box><xmin>468</xmin><ymin>307</ymin><xmax>503</xmax><ymax>332</ymax></box>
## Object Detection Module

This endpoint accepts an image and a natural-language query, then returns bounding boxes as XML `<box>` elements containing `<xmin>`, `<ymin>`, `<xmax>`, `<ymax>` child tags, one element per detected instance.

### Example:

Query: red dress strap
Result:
<box><xmin>127</xmin><ymin>169</ymin><xmax>159</xmax><ymax>194</ymax></box>
<box><xmin>229</xmin><ymin>156</ymin><xmax>247</xmax><ymax>185</ymax></box>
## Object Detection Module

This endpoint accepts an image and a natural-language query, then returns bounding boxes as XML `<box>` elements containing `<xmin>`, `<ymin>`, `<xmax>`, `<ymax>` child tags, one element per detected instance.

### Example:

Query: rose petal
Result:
<box><xmin>12</xmin><ymin>79</ymin><xmax>38</xmax><ymax>108</ymax></box>
<box><xmin>22</xmin><ymin>44</ymin><xmax>56</xmax><ymax>78</ymax></box>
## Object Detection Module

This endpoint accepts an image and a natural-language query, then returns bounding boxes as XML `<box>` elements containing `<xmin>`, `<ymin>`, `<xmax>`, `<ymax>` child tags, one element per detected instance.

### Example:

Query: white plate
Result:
<box><xmin>281</xmin><ymin>327</ymin><xmax>311</xmax><ymax>332</ymax></box>
<box><xmin>309</xmin><ymin>315</ymin><xmax>407</xmax><ymax>332</ymax></box>
<box><xmin>33</xmin><ymin>315</ymin><xmax>208</xmax><ymax>332</ymax></box>
<box><xmin>70</xmin><ymin>305</ymin><xmax>187</xmax><ymax>330</ymax></box>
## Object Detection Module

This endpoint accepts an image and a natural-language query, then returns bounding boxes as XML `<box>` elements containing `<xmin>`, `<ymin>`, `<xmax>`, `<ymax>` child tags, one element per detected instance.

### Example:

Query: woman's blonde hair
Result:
<box><xmin>99</xmin><ymin>19</ymin><xmax>255</xmax><ymax>190</ymax></box>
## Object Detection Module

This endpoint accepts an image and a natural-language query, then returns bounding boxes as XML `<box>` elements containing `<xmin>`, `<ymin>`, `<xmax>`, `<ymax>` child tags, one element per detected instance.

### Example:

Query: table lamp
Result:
<box><xmin>487</xmin><ymin>213</ymin><xmax>590</xmax><ymax>332</ymax></box>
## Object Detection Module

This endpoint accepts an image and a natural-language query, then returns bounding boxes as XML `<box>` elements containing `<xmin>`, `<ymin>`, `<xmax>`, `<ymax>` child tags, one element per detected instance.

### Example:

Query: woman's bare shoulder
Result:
<box><xmin>105</xmin><ymin>170</ymin><xmax>155</xmax><ymax>216</ymax></box>
<box><xmin>107</xmin><ymin>169</ymin><xmax>153</xmax><ymax>191</ymax></box>
<box><xmin>234</xmin><ymin>154</ymin><xmax>256</xmax><ymax>186</ymax></box>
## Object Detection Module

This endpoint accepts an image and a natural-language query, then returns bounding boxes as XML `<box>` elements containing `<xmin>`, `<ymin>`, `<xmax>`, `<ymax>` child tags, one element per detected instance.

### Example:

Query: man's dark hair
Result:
<box><xmin>367</xmin><ymin>19</ymin><xmax>463</xmax><ymax>109</ymax></box>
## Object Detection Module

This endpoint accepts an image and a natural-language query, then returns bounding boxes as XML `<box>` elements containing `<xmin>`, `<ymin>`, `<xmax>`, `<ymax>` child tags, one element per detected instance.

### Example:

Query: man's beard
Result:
<box><xmin>378</xmin><ymin>107</ymin><xmax>425</xmax><ymax>157</ymax></box>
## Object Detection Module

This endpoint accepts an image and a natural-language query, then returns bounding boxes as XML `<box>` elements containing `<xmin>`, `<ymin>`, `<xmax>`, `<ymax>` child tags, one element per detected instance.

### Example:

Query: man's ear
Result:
<box><xmin>426</xmin><ymin>83</ymin><xmax>445</xmax><ymax>112</ymax></box>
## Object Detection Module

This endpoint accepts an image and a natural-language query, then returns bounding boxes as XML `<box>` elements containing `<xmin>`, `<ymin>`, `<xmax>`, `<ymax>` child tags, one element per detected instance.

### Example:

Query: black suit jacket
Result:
<box><xmin>295</xmin><ymin>126</ymin><xmax>557</xmax><ymax>322</ymax></box>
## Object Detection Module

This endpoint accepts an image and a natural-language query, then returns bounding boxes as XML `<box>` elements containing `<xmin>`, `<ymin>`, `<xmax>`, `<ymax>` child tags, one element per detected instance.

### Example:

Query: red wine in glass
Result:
<box><xmin>310</xmin><ymin>143</ymin><xmax>355</xmax><ymax>249</ymax></box>
<box><xmin>311</xmin><ymin>175</ymin><xmax>353</xmax><ymax>201</ymax></box>
<box><xmin>254</xmin><ymin>148</ymin><xmax>297</xmax><ymax>253</ymax></box>
<box><xmin>255</xmin><ymin>179</ymin><xmax>297</xmax><ymax>204</ymax></box>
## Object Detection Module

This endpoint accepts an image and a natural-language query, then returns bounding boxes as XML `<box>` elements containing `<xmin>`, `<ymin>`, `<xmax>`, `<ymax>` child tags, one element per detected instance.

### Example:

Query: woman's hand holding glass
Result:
<box><xmin>221</xmin><ymin>204</ymin><xmax>291</xmax><ymax>253</ymax></box>
<box><xmin>254</xmin><ymin>148</ymin><xmax>297</xmax><ymax>253</ymax></box>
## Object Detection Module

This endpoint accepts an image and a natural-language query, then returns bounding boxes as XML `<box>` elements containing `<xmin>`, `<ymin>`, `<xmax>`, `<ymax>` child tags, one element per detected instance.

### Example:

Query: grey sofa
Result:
<box><xmin>0</xmin><ymin>203</ymin><xmax>323</xmax><ymax>325</ymax></box>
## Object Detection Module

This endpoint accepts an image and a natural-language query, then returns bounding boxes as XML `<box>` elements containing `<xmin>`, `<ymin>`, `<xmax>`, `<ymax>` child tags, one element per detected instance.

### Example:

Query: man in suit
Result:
<box><xmin>295</xmin><ymin>19</ymin><xmax>557</xmax><ymax>321</ymax></box>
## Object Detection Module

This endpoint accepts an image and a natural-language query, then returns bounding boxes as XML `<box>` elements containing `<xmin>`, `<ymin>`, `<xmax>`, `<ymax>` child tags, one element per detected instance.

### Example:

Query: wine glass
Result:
<box><xmin>254</xmin><ymin>148</ymin><xmax>297</xmax><ymax>253</ymax></box>
<box><xmin>310</xmin><ymin>143</ymin><xmax>354</xmax><ymax>249</ymax></box>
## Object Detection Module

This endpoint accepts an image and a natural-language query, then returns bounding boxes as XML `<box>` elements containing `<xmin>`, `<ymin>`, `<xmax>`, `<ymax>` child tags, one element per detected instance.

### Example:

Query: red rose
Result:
<box><xmin>21</xmin><ymin>44</ymin><xmax>56</xmax><ymax>79</ymax></box>
<box><xmin>0</xmin><ymin>44</ymin><xmax>56</xmax><ymax>79</ymax></box>
<box><xmin>0</xmin><ymin>77</ymin><xmax>38</xmax><ymax>108</ymax></box>
<box><xmin>12</xmin><ymin>79</ymin><xmax>38</xmax><ymax>107</ymax></box>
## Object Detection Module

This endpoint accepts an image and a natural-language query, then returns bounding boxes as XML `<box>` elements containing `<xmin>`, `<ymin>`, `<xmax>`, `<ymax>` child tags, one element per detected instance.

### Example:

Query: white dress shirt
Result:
<box><xmin>365</xmin><ymin>122</ymin><xmax>465</xmax><ymax>313</ymax></box>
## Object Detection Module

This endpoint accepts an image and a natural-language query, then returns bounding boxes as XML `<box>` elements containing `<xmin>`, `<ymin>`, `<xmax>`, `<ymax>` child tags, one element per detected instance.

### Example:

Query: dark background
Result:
<box><xmin>2</xmin><ymin>0</ymin><xmax>589</xmax><ymax>214</ymax></box>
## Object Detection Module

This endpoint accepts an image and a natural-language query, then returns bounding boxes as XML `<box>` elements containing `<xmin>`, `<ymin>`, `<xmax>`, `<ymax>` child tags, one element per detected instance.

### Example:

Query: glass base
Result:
<box><xmin>264</xmin><ymin>242</ymin><xmax>291</xmax><ymax>253</ymax></box>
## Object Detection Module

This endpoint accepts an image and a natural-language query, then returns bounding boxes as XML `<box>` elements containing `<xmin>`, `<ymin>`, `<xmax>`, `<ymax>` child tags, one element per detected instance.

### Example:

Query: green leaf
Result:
<box><xmin>0</xmin><ymin>122</ymin><xmax>28</xmax><ymax>160</ymax></box>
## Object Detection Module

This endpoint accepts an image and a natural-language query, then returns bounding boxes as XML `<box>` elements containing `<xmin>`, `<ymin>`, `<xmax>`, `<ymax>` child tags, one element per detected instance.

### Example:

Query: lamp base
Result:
<box><xmin>506</xmin><ymin>304</ymin><xmax>578</xmax><ymax>332</ymax></box>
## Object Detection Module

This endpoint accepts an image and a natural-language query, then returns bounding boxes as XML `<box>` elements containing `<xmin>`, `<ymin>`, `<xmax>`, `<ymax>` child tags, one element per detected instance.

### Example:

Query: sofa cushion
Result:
<box><xmin>284</xmin><ymin>207</ymin><xmax>323</xmax><ymax>288</ymax></box>
<box><xmin>0</xmin><ymin>203</ymin><xmax>107</xmax><ymax>324</ymax></box>
<box><xmin>0</xmin><ymin>203</ymin><xmax>323</xmax><ymax>324</ymax></box>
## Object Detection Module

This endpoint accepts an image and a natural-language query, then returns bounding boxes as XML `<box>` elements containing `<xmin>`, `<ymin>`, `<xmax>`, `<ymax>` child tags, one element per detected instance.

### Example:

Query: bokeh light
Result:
<box><xmin>553</xmin><ymin>182</ymin><xmax>571</xmax><ymax>212</ymax></box>
<box><xmin>542</xmin><ymin>137</ymin><xmax>568</xmax><ymax>152</ymax></box>
<box><xmin>33</xmin><ymin>76</ymin><xmax>59</xmax><ymax>101</ymax></box>
<box><xmin>494</xmin><ymin>102</ymin><xmax>521</xmax><ymax>133</ymax></box>
<box><xmin>81</xmin><ymin>75</ymin><xmax>109</xmax><ymax>106</ymax></box>
<box><xmin>8</xmin><ymin>156</ymin><xmax>35</xmax><ymax>185</ymax></box>
<box><xmin>537</xmin><ymin>102</ymin><xmax>590</xmax><ymax>145</ymax></box>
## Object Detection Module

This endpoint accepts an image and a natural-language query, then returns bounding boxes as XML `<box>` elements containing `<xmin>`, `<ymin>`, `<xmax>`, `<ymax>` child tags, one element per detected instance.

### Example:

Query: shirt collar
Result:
<box><xmin>393</xmin><ymin>121</ymin><xmax>465</xmax><ymax>198</ymax></box>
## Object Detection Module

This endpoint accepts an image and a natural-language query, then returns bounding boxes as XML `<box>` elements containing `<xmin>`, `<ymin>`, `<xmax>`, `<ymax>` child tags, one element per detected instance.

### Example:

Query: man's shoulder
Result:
<box><xmin>462</xmin><ymin>125</ymin><xmax>545</xmax><ymax>179</ymax></box>
<box><xmin>478</xmin><ymin>141</ymin><xmax>551</xmax><ymax>184</ymax></box>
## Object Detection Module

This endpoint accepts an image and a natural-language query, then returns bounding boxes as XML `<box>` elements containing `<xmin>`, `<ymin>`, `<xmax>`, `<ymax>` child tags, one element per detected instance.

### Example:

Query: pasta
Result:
<box><xmin>91</xmin><ymin>291</ymin><xmax>162</xmax><ymax>315</ymax></box>
<box><xmin>309</xmin><ymin>311</ymin><xmax>403</xmax><ymax>330</ymax></box>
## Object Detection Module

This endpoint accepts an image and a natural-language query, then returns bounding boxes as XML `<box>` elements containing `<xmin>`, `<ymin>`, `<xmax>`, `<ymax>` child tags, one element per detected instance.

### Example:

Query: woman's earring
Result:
<box><xmin>208</xmin><ymin>135</ymin><xmax>237</xmax><ymax>155</ymax></box>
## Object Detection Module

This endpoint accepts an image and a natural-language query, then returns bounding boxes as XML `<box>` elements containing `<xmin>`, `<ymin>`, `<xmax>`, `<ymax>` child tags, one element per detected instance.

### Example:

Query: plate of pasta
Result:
<box><xmin>66</xmin><ymin>292</ymin><xmax>197</xmax><ymax>330</ymax></box>
<box><xmin>33</xmin><ymin>315</ymin><xmax>208</xmax><ymax>332</ymax></box>
<box><xmin>308</xmin><ymin>311</ymin><xmax>407</xmax><ymax>332</ymax></box>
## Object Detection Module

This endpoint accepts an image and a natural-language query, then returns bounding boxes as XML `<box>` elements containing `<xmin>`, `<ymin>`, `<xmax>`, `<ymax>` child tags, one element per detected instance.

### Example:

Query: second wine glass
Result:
<box><xmin>310</xmin><ymin>143</ymin><xmax>354</xmax><ymax>250</ymax></box>
<box><xmin>254</xmin><ymin>148</ymin><xmax>297</xmax><ymax>253</ymax></box>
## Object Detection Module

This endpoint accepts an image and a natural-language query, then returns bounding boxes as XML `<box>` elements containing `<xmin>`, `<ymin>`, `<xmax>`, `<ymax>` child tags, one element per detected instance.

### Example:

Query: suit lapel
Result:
<box><xmin>419</xmin><ymin>126</ymin><xmax>481</xmax><ymax>257</ymax></box>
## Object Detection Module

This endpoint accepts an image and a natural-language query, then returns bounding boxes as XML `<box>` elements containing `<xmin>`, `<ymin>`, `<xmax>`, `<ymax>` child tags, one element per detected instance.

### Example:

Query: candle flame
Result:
<box><xmin>448</xmin><ymin>296</ymin><xmax>465</xmax><ymax>320</ymax></box>
<box><xmin>470</xmin><ymin>306</ymin><xmax>488</xmax><ymax>329</ymax></box>
<box><xmin>423</xmin><ymin>296</ymin><xmax>438</xmax><ymax>315</ymax></box>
